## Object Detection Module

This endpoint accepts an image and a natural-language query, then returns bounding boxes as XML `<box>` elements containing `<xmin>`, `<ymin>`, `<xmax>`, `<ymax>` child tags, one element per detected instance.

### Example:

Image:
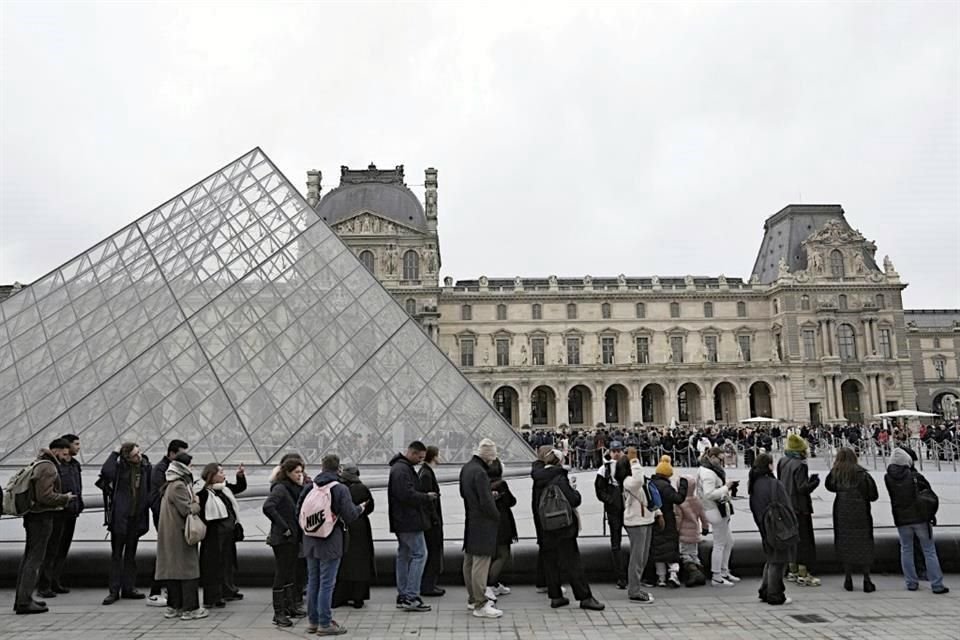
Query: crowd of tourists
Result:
<box><xmin>5</xmin><ymin>430</ymin><xmax>950</xmax><ymax>635</ymax></box>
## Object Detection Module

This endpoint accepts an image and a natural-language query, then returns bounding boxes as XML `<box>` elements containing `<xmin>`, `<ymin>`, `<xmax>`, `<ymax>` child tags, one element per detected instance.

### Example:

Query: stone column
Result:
<box><xmin>593</xmin><ymin>381</ymin><xmax>606</xmax><ymax>427</ymax></box>
<box><xmin>737</xmin><ymin>381</ymin><xmax>751</xmax><ymax>420</ymax></box>
<box><xmin>699</xmin><ymin>386</ymin><xmax>711</xmax><ymax>424</ymax></box>
<box><xmin>823</xmin><ymin>376</ymin><xmax>833</xmax><ymax>420</ymax></box>
<box><xmin>519</xmin><ymin>383</ymin><xmax>531</xmax><ymax>427</ymax></box>
<box><xmin>829</xmin><ymin>320</ymin><xmax>839</xmax><ymax>358</ymax></box>
<box><xmin>833</xmin><ymin>376</ymin><xmax>843</xmax><ymax>420</ymax></box>
<box><xmin>876</xmin><ymin>375</ymin><xmax>887</xmax><ymax>414</ymax></box>
<box><xmin>865</xmin><ymin>374</ymin><xmax>877</xmax><ymax>417</ymax></box>
<box><xmin>783</xmin><ymin>375</ymin><xmax>794</xmax><ymax>421</ymax></box>
<box><xmin>820</xmin><ymin>320</ymin><xmax>830</xmax><ymax>358</ymax></box>
<box><xmin>629</xmin><ymin>381</ymin><xmax>643</xmax><ymax>427</ymax></box>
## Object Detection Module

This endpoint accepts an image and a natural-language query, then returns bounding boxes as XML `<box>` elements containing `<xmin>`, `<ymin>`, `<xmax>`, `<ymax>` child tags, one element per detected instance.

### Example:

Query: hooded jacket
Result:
<box><xmin>531</xmin><ymin>464</ymin><xmax>581</xmax><ymax>542</ymax></box>
<box><xmin>675</xmin><ymin>475</ymin><xmax>708</xmax><ymax>544</ymax></box>
<box><xmin>29</xmin><ymin>450</ymin><xmax>71</xmax><ymax>514</ymax></box>
<box><xmin>262</xmin><ymin>478</ymin><xmax>303</xmax><ymax>547</ymax></box>
<box><xmin>297</xmin><ymin>471</ymin><xmax>363</xmax><ymax>561</ymax></box>
<box><xmin>387</xmin><ymin>453</ymin><xmax>432</xmax><ymax>533</ymax></box>
<box><xmin>99</xmin><ymin>451</ymin><xmax>152</xmax><ymax>537</ymax></box>
<box><xmin>622</xmin><ymin>459</ymin><xmax>659</xmax><ymax>527</ymax></box>
<box><xmin>884</xmin><ymin>463</ymin><xmax>934</xmax><ymax>527</ymax></box>
<box><xmin>58</xmin><ymin>457</ymin><xmax>84</xmax><ymax>516</ymax></box>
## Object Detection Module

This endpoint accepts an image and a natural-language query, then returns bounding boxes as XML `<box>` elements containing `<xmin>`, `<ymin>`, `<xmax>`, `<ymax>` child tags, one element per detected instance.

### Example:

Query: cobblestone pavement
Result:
<box><xmin>1</xmin><ymin>574</ymin><xmax>956</xmax><ymax>640</ymax></box>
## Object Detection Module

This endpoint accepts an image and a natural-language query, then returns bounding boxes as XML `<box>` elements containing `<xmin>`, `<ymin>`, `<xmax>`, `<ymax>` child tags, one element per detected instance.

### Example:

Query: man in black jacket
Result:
<box><xmin>37</xmin><ymin>434</ymin><xmax>84</xmax><ymax>597</ymax></box>
<box><xmin>146</xmin><ymin>439</ymin><xmax>188</xmax><ymax>607</ymax></box>
<box><xmin>594</xmin><ymin>441</ymin><xmax>627</xmax><ymax>589</ymax></box>
<box><xmin>459</xmin><ymin>439</ymin><xmax>502</xmax><ymax>618</ymax></box>
<box><xmin>387</xmin><ymin>441</ymin><xmax>437</xmax><ymax>612</ymax></box>
<box><xmin>99</xmin><ymin>442</ymin><xmax>152</xmax><ymax>605</ymax></box>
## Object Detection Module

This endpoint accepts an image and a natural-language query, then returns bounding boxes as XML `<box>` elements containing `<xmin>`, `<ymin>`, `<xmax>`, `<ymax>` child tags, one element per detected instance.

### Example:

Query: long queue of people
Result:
<box><xmin>5</xmin><ymin>432</ymin><xmax>950</xmax><ymax>634</ymax></box>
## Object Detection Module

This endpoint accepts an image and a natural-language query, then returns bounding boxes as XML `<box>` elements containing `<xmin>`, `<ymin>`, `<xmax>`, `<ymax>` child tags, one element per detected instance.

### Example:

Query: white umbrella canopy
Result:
<box><xmin>740</xmin><ymin>417</ymin><xmax>782</xmax><ymax>423</ymax></box>
<box><xmin>873</xmin><ymin>409</ymin><xmax>939</xmax><ymax>418</ymax></box>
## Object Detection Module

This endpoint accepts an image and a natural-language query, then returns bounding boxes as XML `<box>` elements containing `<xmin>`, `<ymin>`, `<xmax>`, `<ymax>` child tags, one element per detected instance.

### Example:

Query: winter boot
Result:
<box><xmin>272</xmin><ymin>589</ymin><xmax>292</xmax><ymax>627</ymax></box>
<box><xmin>284</xmin><ymin>584</ymin><xmax>306</xmax><ymax>618</ymax></box>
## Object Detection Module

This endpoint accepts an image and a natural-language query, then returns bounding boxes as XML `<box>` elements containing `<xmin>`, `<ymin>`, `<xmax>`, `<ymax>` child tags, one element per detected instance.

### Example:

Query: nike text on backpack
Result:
<box><xmin>299</xmin><ymin>482</ymin><xmax>340</xmax><ymax>538</ymax></box>
<box><xmin>763</xmin><ymin>500</ymin><xmax>799</xmax><ymax>551</ymax></box>
<box><xmin>2</xmin><ymin>459</ymin><xmax>56</xmax><ymax>516</ymax></box>
<box><xmin>538</xmin><ymin>479</ymin><xmax>574</xmax><ymax>531</ymax></box>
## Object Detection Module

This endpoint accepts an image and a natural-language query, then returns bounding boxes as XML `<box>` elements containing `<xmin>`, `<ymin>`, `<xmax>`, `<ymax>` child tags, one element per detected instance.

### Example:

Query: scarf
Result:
<box><xmin>165</xmin><ymin>460</ymin><xmax>193</xmax><ymax>483</ymax></box>
<box><xmin>197</xmin><ymin>481</ymin><xmax>241</xmax><ymax>523</ymax></box>
<box><xmin>700</xmin><ymin>456</ymin><xmax>726</xmax><ymax>484</ymax></box>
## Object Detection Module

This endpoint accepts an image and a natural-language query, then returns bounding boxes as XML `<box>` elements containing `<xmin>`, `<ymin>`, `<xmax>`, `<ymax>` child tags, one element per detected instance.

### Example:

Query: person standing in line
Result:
<box><xmin>649</xmin><ymin>456</ymin><xmax>687</xmax><ymax>588</ymax></box>
<box><xmin>484</xmin><ymin>457</ymin><xmax>518</xmax><ymax>603</ymax></box>
<box><xmin>825</xmin><ymin>447</ymin><xmax>878</xmax><ymax>592</ymax></box>
<box><xmin>98</xmin><ymin>442</ymin><xmax>152</xmax><ymax>605</ymax></box>
<box><xmin>196</xmin><ymin>463</ymin><xmax>244</xmax><ymax>609</ymax></box>
<box><xmin>297</xmin><ymin>454</ymin><xmax>365</xmax><ymax>636</ymax></box>
<box><xmin>885</xmin><ymin>447</ymin><xmax>949</xmax><ymax>595</ymax></box>
<box><xmin>332</xmin><ymin>465</ymin><xmax>375</xmax><ymax>609</ymax></box>
<box><xmin>460</xmin><ymin>438</ymin><xmax>503</xmax><ymax>618</ymax></box>
<box><xmin>13</xmin><ymin>440</ymin><xmax>74</xmax><ymax>615</ymax></box>
<box><xmin>387</xmin><ymin>441</ymin><xmax>437</xmax><ymax>612</ymax></box>
<box><xmin>271</xmin><ymin>452</ymin><xmax>307</xmax><ymax>607</ymax></box>
<box><xmin>698</xmin><ymin>446</ymin><xmax>739</xmax><ymax>587</ymax></box>
<box><xmin>155</xmin><ymin>452</ymin><xmax>207</xmax><ymax>621</ymax></box>
<box><xmin>777</xmin><ymin>434</ymin><xmax>821</xmax><ymax>586</ymax></box>
<box><xmin>749</xmin><ymin>453</ymin><xmax>795</xmax><ymax>606</ymax></box>
<box><xmin>418</xmin><ymin>446</ymin><xmax>445</xmax><ymax>597</ymax></box>
<box><xmin>594</xmin><ymin>441</ymin><xmax>627</xmax><ymax>589</ymax></box>
<box><xmin>621</xmin><ymin>447</ymin><xmax>659</xmax><ymax>604</ymax></box>
<box><xmin>675</xmin><ymin>474</ymin><xmax>708</xmax><ymax>587</ymax></box>
<box><xmin>38</xmin><ymin>434</ymin><xmax>84</xmax><ymax>598</ymax></box>
<box><xmin>262</xmin><ymin>457</ymin><xmax>305</xmax><ymax>627</ymax></box>
<box><xmin>219</xmin><ymin>464</ymin><xmax>247</xmax><ymax>602</ymax></box>
<box><xmin>531</xmin><ymin>447</ymin><xmax>605</xmax><ymax>611</ymax></box>
<box><xmin>147</xmin><ymin>439</ymin><xmax>189</xmax><ymax>608</ymax></box>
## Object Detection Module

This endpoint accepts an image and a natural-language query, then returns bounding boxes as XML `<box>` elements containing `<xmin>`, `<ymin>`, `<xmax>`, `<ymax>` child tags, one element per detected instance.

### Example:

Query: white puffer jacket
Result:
<box><xmin>622</xmin><ymin>460</ymin><xmax>659</xmax><ymax>526</ymax></box>
<box><xmin>697</xmin><ymin>465</ymin><xmax>730</xmax><ymax>513</ymax></box>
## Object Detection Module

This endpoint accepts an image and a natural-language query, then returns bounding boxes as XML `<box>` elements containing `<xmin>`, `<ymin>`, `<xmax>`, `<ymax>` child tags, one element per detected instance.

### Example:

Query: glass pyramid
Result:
<box><xmin>0</xmin><ymin>148</ymin><xmax>533</xmax><ymax>467</ymax></box>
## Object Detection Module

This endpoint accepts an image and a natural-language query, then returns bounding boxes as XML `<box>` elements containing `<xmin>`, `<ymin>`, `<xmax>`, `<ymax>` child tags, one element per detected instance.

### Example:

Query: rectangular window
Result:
<box><xmin>532</xmin><ymin>304</ymin><xmax>542</xmax><ymax>320</ymax></box>
<box><xmin>934</xmin><ymin>359</ymin><xmax>946</xmax><ymax>381</ymax></box>
<box><xmin>566</xmin><ymin>337</ymin><xmax>580</xmax><ymax>365</ymax></box>
<box><xmin>803</xmin><ymin>329</ymin><xmax>817</xmax><ymax>361</ymax></box>
<box><xmin>705</xmin><ymin>335</ymin><xmax>718</xmax><ymax>362</ymax></box>
<box><xmin>532</xmin><ymin>338</ymin><xmax>545</xmax><ymax>366</ymax></box>
<box><xmin>879</xmin><ymin>329</ymin><xmax>892</xmax><ymax>359</ymax></box>
<box><xmin>601</xmin><ymin>337</ymin><xmax>615</xmax><ymax>365</ymax></box>
<box><xmin>495</xmin><ymin>338</ymin><xmax>509</xmax><ymax>366</ymax></box>
<box><xmin>636</xmin><ymin>336</ymin><xmax>649</xmax><ymax>364</ymax></box>
<box><xmin>670</xmin><ymin>336</ymin><xmax>684</xmax><ymax>363</ymax></box>
<box><xmin>496</xmin><ymin>305</ymin><xmax>507</xmax><ymax>321</ymax></box>
<box><xmin>738</xmin><ymin>335</ymin><xmax>752</xmax><ymax>362</ymax></box>
<box><xmin>460</xmin><ymin>339</ymin><xmax>474</xmax><ymax>367</ymax></box>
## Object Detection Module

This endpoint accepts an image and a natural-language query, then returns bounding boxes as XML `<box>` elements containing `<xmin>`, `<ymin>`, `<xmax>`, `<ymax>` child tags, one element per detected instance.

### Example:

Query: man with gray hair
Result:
<box><xmin>459</xmin><ymin>438</ymin><xmax>503</xmax><ymax>618</ymax></box>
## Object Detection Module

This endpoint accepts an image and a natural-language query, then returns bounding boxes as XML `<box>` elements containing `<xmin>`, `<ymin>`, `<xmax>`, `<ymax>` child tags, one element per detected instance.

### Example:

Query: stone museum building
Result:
<box><xmin>308</xmin><ymin>163</ymin><xmax>960</xmax><ymax>429</ymax></box>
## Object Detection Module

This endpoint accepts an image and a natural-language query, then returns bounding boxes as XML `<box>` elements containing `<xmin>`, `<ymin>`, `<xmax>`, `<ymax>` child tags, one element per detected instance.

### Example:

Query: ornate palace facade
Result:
<box><xmin>308</xmin><ymin>164</ymin><xmax>958</xmax><ymax>429</ymax></box>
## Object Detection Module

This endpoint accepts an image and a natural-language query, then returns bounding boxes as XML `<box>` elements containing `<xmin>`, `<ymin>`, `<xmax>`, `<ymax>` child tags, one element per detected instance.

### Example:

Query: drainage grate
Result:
<box><xmin>790</xmin><ymin>614</ymin><xmax>830</xmax><ymax>624</ymax></box>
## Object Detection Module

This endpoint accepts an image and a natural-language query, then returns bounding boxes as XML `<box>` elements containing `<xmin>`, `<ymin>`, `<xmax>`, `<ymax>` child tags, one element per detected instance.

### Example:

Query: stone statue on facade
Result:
<box><xmin>777</xmin><ymin>256</ymin><xmax>790</xmax><ymax>278</ymax></box>
<box><xmin>883</xmin><ymin>254</ymin><xmax>895</xmax><ymax>274</ymax></box>
<box><xmin>514</xmin><ymin>276</ymin><xmax>523</xmax><ymax>289</ymax></box>
<box><xmin>384</xmin><ymin>245</ymin><xmax>399</xmax><ymax>275</ymax></box>
<box><xmin>770</xmin><ymin>342</ymin><xmax>780</xmax><ymax>362</ymax></box>
<box><xmin>520</xmin><ymin>345</ymin><xmax>528</xmax><ymax>365</ymax></box>
<box><xmin>443</xmin><ymin>276</ymin><xmax>453</xmax><ymax>287</ymax></box>
<box><xmin>852</xmin><ymin>252</ymin><xmax>867</xmax><ymax>275</ymax></box>
<box><xmin>809</xmin><ymin>250</ymin><xmax>824</xmax><ymax>274</ymax></box>
<box><xmin>482</xmin><ymin>349</ymin><xmax>489</xmax><ymax>366</ymax></box>
<box><xmin>479</xmin><ymin>275</ymin><xmax>488</xmax><ymax>288</ymax></box>
<box><xmin>685</xmin><ymin>275</ymin><xmax>695</xmax><ymax>288</ymax></box>
<box><xmin>548</xmin><ymin>275</ymin><xmax>558</xmax><ymax>288</ymax></box>
<box><xmin>423</xmin><ymin>246</ymin><xmax>437</xmax><ymax>273</ymax></box>
<box><xmin>557</xmin><ymin>346</ymin><xmax>564</xmax><ymax>364</ymax></box>
<box><xmin>737</xmin><ymin>343</ymin><xmax>744</xmax><ymax>361</ymax></box>
<box><xmin>360</xmin><ymin>216</ymin><xmax>371</xmax><ymax>234</ymax></box>
<box><xmin>651</xmin><ymin>275</ymin><xmax>660</xmax><ymax>287</ymax></box>
<box><xmin>718</xmin><ymin>274</ymin><xmax>727</xmax><ymax>287</ymax></box>
<box><xmin>583</xmin><ymin>275</ymin><xmax>593</xmax><ymax>287</ymax></box>
<box><xmin>618</xmin><ymin>273</ymin><xmax>627</xmax><ymax>287</ymax></box>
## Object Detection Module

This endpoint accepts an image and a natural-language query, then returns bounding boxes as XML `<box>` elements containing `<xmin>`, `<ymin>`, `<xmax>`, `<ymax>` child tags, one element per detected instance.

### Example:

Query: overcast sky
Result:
<box><xmin>1</xmin><ymin>2</ymin><xmax>957</xmax><ymax>308</ymax></box>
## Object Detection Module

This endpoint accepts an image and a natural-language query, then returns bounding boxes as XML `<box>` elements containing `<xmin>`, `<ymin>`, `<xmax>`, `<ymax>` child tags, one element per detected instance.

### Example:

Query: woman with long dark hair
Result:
<box><xmin>196</xmin><ymin>463</ymin><xmax>242</xmax><ymax>609</ymax></box>
<box><xmin>262</xmin><ymin>457</ymin><xmax>306</xmax><ymax>627</ymax></box>
<box><xmin>825</xmin><ymin>447</ymin><xmax>878</xmax><ymax>592</ymax></box>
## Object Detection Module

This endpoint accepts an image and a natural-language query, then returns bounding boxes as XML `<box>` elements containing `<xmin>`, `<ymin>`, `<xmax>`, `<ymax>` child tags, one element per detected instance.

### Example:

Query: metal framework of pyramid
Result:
<box><xmin>0</xmin><ymin>148</ymin><xmax>533</xmax><ymax>467</ymax></box>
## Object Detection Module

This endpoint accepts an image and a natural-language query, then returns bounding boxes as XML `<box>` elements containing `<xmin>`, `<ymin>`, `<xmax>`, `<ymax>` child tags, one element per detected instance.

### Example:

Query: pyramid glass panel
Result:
<box><xmin>0</xmin><ymin>148</ymin><xmax>532</xmax><ymax>466</ymax></box>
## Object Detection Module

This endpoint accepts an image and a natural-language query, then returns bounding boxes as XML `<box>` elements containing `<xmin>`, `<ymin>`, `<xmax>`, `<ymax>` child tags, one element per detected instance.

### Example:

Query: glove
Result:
<box><xmin>701</xmin><ymin>528</ymin><xmax>710</xmax><ymax>537</ymax></box>
<box><xmin>568</xmin><ymin>475</ymin><xmax>577</xmax><ymax>489</ymax></box>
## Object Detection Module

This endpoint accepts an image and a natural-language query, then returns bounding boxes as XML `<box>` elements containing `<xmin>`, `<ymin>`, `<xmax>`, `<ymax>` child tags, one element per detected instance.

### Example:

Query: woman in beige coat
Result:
<box><xmin>155</xmin><ymin>452</ymin><xmax>206</xmax><ymax>620</ymax></box>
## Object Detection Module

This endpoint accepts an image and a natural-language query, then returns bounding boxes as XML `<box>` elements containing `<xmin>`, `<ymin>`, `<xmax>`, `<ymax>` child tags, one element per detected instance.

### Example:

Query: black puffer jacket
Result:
<box><xmin>649</xmin><ymin>474</ymin><xmax>687</xmax><ymax>563</ymax></box>
<box><xmin>262</xmin><ymin>479</ymin><xmax>303</xmax><ymax>547</ymax></box>
<box><xmin>531</xmin><ymin>465</ymin><xmax>581</xmax><ymax>543</ymax></box>
<box><xmin>387</xmin><ymin>453</ymin><xmax>432</xmax><ymax>533</ymax></box>
<box><xmin>884</xmin><ymin>464</ymin><xmax>934</xmax><ymax>527</ymax></box>
<box><xmin>777</xmin><ymin>454</ymin><xmax>819</xmax><ymax>516</ymax></box>
<box><xmin>58</xmin><ymin>458</ymin><xmax>84</xmax><ymax>516</ymax></box>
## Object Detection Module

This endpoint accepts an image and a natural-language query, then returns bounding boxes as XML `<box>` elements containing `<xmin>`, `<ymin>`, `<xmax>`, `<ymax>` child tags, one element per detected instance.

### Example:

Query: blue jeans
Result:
<box><xmin>897</xmin><ymin>523</ymin><xmax>944</xmax><ymax>590</ymax></box>
<box><xmin>306</xmin><ymin>557</ymin><xmax>341</xmax><ymax>627</ymax></box>
<box><xmin>395</xmin><ymin>531</ymin><xmax>427</xmax><ymax>601</ymax></box>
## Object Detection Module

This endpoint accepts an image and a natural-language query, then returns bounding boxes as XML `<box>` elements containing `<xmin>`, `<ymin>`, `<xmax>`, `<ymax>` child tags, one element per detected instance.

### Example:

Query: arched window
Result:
<box><xmin>737</xmin><ymin>301</ymin><xmax>747</xmax><ymax>318</ymax></box>
<box><xmin>838</xmin><ymin>324</ymin><xmax>857</xmax><ymax>361</ymax></box>
<box><xmin>875</xmin><ymin>293</ymin><xmax>885</xmax><ymax>309</ymax></box>
<box><xmin>496</xmin><ymin>304</ymin><xmax>507</xmax><ymax>321</ymax></box>
<box><xmin>402</xmin><ymin>250</ymin><xmax>420</xmax><ymax>281</ymax></box>
<box><xmin>532</xmin><ymin>303</ymin><xmax>542</xmax><ymax>320</ymax></box>
<box><xmin>838</xmin><ymin>294</ymin><xmax>848</xmax><ymax>310</ymax></box>
<box><xmin>800</xmin><ymin>295</ymin><xmax>810</xmax><ymax>311</ymax></box>
<box><xmin>405</xmin><ymin>298</ymin><xmax>417</xmax><ymax>316</ymax></box>
<box><xmin>703</xmin><ymin>302</ymin><xmax>713</xmax><ymax>318</ymax></box>
<box><xmin>358</xmin><ymin>250</ymin><xmax>375</xmax><ymax>274</ymax></box>
<box><xmin>601</xmin><ymin>302</ymin><xmax>611</xmax><ymax>319</ymax></box>
<box><xmin>566</xmin><ymin>303</ymin><xmax>577</xmax><ymax>320</ymax></box>
<box><xmin>830</xmin><ymin>250</ymin><xmax>845</xmax><ymax>278</ymax></box>
<box><xmin>670</xmin><ymin>302</ymin><xmax>680</xmax><ymax>318</ymax></box>
<box><xmin>636</xmin><ymin>302</ymin><xmax>646</xmax><ymax>319</ymax></box>
<box><xmin>461</xmin><ymin>304</ymin><xmax>472</xmax><ymax>321</ymax></box>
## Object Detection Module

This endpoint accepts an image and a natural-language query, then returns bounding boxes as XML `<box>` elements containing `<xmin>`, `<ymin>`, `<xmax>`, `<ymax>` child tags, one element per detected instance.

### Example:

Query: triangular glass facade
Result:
<box><xmin>0</xmin><ymin>149</ymin><xmax>533</xmax><ymax>466</ymax></box>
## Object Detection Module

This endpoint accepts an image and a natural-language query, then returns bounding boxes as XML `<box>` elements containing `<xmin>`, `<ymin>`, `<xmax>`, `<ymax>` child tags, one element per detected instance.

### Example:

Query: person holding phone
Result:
<box><xmin>697</xmin><ymin>447</ymin><xmax>739</xmax><ymax>587</ymax></box>
<box><xmin>777</xmin><ymin>434</ymin><xmax>821</xmax><ymax>586</ymax></box>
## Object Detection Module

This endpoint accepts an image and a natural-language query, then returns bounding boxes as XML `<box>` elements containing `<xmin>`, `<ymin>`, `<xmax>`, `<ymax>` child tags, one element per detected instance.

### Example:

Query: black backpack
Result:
<box><xmin>763</xmin><ymin>494</ymin><xmax>799</xmax><ymax>551</ymax></box>
<box><xmin>538</xmin><ymin>477</ymin><xmax>574</xmax><ymax>531</ymax></box>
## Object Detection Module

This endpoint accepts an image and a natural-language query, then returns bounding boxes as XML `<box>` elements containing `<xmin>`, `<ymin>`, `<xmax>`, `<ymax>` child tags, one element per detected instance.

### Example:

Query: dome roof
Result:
<box><xmin>315</xmin><ymin>182</ymin><xmax>427</xmax><ymax>231</ymax></box>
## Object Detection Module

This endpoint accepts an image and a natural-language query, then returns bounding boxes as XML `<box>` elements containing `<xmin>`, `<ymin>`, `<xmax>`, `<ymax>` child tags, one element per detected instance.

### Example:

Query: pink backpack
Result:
<box><xmin>298</xmin><ymin>482</ymin><xmax>340</xmax><ymax>538</ymax></box>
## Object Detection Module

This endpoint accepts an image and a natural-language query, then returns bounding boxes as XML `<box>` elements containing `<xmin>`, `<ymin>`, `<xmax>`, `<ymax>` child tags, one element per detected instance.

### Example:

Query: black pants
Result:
<box><xmin>39</xmin><ymin>514</ymin><xmax>74</xmax><ymax>591</ymax></box>
<box><xmin>15</xmin><ymin>513</ymin><xmax>55</xmax><ymax>608</ymax></box>
<box><xmin>760</xmin><ymin>561</ymin><xmax>787</xmax><ymax>605</ymax></box>
<box><xmin>421</xmin><ymin>525</ymin><xmax>444</xmax><ymax>591</ymax></box>
<box><xmin>109</xmin><ymin>522</ymin><xmax>141</xmax><ymax>594</ymax></box>
<box><xmin>167</xmin><ymin>579</ymin><xmax>200</xmax><ymax>612</ymax></box>
<box><xmin>607</xmin><ymin>510</ymin><xmax>625</xmax><ymax>581</ymax></box>
<box><xmin>222</xmin><ymin>535</ymin><xmax>240</xmax><ymax>596</ymax></box>
<box><xmin>199</xmin><ymin>522</ymin><xmax>229</xmax><ymax>605</ymax></box>
<box><xmin>271</xmin><ymin>543</ymin><xmax>298</xmax><ymax>590</ymax></box>
<box><xmin>541</xmin><ymin>537</ymin><xmax>592</xmax><ymax>601</ymax></box>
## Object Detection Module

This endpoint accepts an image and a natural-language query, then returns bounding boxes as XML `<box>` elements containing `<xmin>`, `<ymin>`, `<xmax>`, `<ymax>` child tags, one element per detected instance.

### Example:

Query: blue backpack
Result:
<box><xmin>646</xmin><ymin>479</ymin><xmax>663</xmax><ymax>511</ymax></box>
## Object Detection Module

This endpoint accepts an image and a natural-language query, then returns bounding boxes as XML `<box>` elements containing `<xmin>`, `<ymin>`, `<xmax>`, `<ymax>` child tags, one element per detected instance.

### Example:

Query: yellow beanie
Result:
<box><xmin>655</xmin><ymin>455</ymin><xmax>674</xmax><ymax>477</ymax></box>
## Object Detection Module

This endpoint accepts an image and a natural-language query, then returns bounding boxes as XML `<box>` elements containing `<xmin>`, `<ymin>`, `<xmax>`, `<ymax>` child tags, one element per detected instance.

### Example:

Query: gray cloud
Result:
<box><xmin>2</xmin><ymin>2</ymin><xmax>957</xmax><ymax>307</ymax></box>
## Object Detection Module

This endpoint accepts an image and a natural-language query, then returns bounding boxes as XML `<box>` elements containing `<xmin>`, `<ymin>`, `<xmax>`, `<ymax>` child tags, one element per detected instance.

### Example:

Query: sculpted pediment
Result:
<box><xmin>334</xmin><ymin>211</ymin><xmax>424</xmax><ymax>236</ymax></box>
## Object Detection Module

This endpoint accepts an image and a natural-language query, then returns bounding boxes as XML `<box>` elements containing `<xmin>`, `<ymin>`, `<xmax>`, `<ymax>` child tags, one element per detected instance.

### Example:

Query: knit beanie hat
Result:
<box><xmin>655</xmin><ymin>455</ymin><xmax>674</xmax><ymax>478</ymax></box>
<box><xmin>889</xmin><ymin>447</ymin><xmax>913</xmax><ymax>468</ymax></box>
<box><xmin>476</xmin><ymin>438</ymin><xmax>498</xmax><ymax>463</ymax></box>
<box><xmin>537</xmin><ymin>445</ymin><xmax>554</xmax><ymax>462</ymax></box>
<box><xmin>785</xmin><ymin>433</ymin><xmax>808</xmax><ymax>455</ymax></box>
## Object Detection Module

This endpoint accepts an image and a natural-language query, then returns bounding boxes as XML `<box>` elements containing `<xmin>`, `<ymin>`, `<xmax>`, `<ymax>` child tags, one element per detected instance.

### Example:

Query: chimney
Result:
<box><xmin>306</xmin><ymin>170</ymin><xmax>322</xmax><ymax>208</ymax></box>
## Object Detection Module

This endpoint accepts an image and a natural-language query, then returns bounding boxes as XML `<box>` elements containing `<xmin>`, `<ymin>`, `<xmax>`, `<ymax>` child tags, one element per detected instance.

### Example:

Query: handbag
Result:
<box><xmin>185</xmin><ymin>513</ymin><xmax>207</xmax><ymax>546</ymax></box>
<box><xmin>914</xmin><ymin>476</ymin><xmax>939</xmax><ymax>522</ymax></box>
<box><xmin>234</xmin><ymin>522</ymin><xmax>245</xmax><ymax>542</ymax></box>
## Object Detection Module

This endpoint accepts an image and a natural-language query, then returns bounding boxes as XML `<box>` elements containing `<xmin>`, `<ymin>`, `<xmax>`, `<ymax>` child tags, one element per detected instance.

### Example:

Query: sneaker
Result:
<box><xmin>579</xmin><ymin>597</ymin><xmax>605</xmax><ymax>611</ymax></box>
<box><xmin>494</xmin><ymin>583</ymin><xmax>511</xmax><ymax>596</ymax></box>
<box><xmin>656</xmin><ymin>578</ymin><xmax>666</xmax><ymax>588</ymax></box>
<box><xmin>933</xmin><ymin>586</ymin><xmax>950</xmax><ymax>595</ymax></box>
<box><xmin>722</xmin><ymin>574</ymin><xmax>741</xmax><ymax>583</ymax></box>
<box><xmin>711</xmin><ymin>577</ymin><xmax>735</xmax><ymax>587</ymax></box>
<box><xmin>782</xmin><ymin>597</ymin><xmax>793</xmax><ymax>605</ymax></box>
<box><xmin>102</xmin><ymin>592</ymin><xmax>120</xmax><ymax>605</ymax></box>
<box><xmin>484</xmin><ymin>586</ymin><xmax>498</xmax><ymax>602</ymax></box>
<box><xmin>796</xmin><ymin>575</ymin><xmax>821</xmax><ymax>587</ymax></box>
<box><xmin>402</xmin><ymin>599</ymin><xmax>431</xmax><ymax>612</ymax></box>
<box><xmin>472</xmin><ymin>601</ymin><xmax>503</xmax><ymax>618</ymax></box>
<box><xmin>396</xmin><ymin>596</ymin><xmax>407</xmax><ymax>609</ymax></box>
<box><xmin>163</xmin><ymin>607</ymin><xmax>181</xmax><ymax>619</ymax></box>
<box><xmin>146</xmin><ymin>595</ymin><xmax>168</xmax><ymax>608</ymax></box>
<box><xmin>667</xmin><ymin>574</ymin><xmax>682</xmax><ymax>589</ymax></box>
<box><xmin>306</xmin><ymin>624</ymin><xmax>319</xmax><ymax>633</ymax></box>
<box><xmin>180</xmin><ymin>607</ymin><xmax>209</xmax><ymax>620</ymax></box>
<box><xmin>316</xmin><ymin>621</ymin><xmax>348</xmax><ymax>636</ymax></box>
<box><xmin>466</xmin><ymin>602</ymin><xmax>477</xmax><ymax>611</ymax></box>
<box><xmin>629</xmin><ymin>591</ymin><xmax>655</xmax><ymax>604</ymax></box>
<box><xmin>121</xmin><ymin>590</ymin><xmax>146</xmax><ymax>600</ymax></box>
<box><xmin>786</xmin><ymin>572</ymin><xmax>798</xmax><ymax>583</ymax></box>
<box><xmin>535</xmin><ymin>587</ymin><xmax>548</xmax><ymax>594</ymax></box>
